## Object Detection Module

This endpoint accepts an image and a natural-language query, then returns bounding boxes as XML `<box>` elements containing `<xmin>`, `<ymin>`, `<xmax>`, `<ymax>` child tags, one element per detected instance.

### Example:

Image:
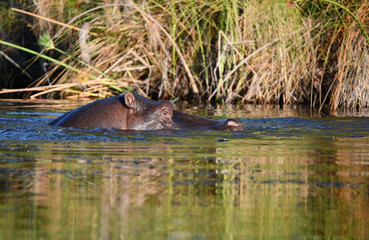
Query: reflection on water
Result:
<box><xmin>0</xmin><ymin>100</ymin><xmax>369</xmax><ymax>239</ymax></box>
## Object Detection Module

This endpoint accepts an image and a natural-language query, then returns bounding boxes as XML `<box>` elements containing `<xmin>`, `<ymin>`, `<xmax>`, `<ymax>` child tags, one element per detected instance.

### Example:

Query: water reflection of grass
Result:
<box><xmin>1</xmin><ymin>134</ymin><xmax>369</xmax><ymax>238</ymax></box>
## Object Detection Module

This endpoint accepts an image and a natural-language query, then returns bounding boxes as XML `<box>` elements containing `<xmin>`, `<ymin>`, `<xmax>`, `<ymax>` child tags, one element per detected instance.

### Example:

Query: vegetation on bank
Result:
<box><xmin>0</xmin><ymin>0</ymin><xmax>368</xmax><ymax>110</ymax></box>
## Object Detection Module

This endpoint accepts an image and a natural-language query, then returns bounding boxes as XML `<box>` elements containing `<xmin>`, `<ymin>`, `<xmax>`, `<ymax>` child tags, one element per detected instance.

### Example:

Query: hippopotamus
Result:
<box><xmin>49</xmin><ymin>91</ymin><xmax>243</xmax><ymax>131</ymax></box>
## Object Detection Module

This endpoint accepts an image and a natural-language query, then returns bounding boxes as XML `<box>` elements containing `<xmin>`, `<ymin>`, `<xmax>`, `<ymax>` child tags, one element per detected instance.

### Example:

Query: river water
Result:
<box><xmin>0</xmin><ymin>99</ymin><xmax>369</xmax><ymax>239</ymax></box>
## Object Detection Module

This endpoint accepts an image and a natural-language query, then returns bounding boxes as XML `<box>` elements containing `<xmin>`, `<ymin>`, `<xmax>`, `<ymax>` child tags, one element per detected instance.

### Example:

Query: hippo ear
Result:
<box><xmin>124</xmin><ymin>92</ymin><xmax>136</xmax><ymax>109</ymax></box>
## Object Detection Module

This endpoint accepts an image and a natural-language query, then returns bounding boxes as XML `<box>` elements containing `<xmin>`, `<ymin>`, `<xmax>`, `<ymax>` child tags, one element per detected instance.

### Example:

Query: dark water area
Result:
<box><xmin>1</xmin><ymin>99</ymin><xmax>369</xmax><ymax>239</ymax></box>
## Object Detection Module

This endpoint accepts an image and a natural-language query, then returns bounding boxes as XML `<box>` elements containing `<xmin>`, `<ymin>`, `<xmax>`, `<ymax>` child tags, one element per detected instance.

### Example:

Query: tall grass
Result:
<box><xmin>0</xmin><ymin>0</ymin><xmax>368</xmax><ymax>110</ymax></box>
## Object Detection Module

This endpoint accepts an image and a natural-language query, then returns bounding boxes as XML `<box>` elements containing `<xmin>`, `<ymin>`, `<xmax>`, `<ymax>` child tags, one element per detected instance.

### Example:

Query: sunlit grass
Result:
<box><xmin>0</xmin><ymin>0</ymin><xmax>368</xmax><ymax>109</ymax></box>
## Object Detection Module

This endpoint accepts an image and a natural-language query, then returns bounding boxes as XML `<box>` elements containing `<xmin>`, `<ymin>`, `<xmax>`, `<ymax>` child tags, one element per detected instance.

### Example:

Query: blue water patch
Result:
<box><xmin>242</xmin><ymin>117</ymin><xmax>369</xmax><ymax>138</ymax></box>
<box><xmin>5</xmin><ymin>112</ymin><xmax>62</xmax><ymax>116</ymax></box>
<box><xmin>1</xmin><ymin>110</ymin><xmax>369</xmax><ymax>142</ymax></box>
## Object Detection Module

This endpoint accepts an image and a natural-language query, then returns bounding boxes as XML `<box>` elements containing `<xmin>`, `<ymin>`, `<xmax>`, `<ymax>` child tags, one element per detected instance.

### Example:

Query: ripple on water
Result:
<box><xmin>1</xmin><ymin>106</ymin><xmax>369</xmax><ymax>239</ymax></box>
<box><xmin>1</xmin><ymin>113</ymin><xmax>369</xmax><ymax>142</ymax></box>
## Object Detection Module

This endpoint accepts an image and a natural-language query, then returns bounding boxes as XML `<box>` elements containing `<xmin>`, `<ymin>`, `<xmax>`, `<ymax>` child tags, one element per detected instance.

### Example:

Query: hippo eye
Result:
<box><xmin>162</xmin><ymin>108</ymin><xmax>170</xmax><ymax>117</ymax></box>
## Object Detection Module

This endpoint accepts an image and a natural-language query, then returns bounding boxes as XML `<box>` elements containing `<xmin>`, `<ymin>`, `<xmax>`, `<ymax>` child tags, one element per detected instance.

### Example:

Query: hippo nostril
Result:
<box><xmin>227</xmin><ymin>121</ymin><xmax>240</xmax><ymax>127</ymax></box>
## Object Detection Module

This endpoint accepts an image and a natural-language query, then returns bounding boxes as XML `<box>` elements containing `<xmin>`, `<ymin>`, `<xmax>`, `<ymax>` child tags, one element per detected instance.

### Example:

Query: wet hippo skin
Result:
<box><xmin>49</xmin><ymin>91</ymin><xmax>243</xmax><ymax>131</ymax></box>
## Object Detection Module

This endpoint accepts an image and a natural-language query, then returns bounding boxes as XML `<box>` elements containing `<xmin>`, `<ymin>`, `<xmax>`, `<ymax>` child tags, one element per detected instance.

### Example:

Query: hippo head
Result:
<box><xmin>123</xmin><ymin>91</ymin><xmax>179</xmax><ymax>130</ymax></box>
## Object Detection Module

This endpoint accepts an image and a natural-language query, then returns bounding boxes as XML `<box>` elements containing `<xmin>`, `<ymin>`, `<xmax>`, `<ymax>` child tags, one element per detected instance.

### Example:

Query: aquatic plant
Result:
<box><xmin>0</xmin><ymin>0</ymin><xmax>368</xmax><ymax>110</ymax></box>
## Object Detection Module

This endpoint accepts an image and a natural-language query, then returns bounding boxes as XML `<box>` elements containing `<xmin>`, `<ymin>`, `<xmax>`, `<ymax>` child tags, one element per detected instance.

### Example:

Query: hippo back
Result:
<box><xmin>49</xmin><ymin>96</ymin><xmax>128</xmax><ymax>129</ymax></box>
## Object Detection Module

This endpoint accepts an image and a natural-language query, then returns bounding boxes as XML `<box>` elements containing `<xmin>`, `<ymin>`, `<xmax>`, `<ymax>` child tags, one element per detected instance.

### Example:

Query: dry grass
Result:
<box><xmin>328</xmin><ymin>2</ymin><xmax>369</xmax><ymax>110</ymax></box>
<box><xmin>1</xmin><ymin>0</ymin><xmax>368</xmax><ymax>110</ymax></box>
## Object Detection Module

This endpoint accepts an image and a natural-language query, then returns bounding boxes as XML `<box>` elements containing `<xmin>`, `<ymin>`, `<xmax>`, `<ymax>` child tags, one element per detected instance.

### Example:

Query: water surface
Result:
<box><xmin>1</xmin><ymin>99</ymin><xmax>369</xmax><ymax>239</ymax></box>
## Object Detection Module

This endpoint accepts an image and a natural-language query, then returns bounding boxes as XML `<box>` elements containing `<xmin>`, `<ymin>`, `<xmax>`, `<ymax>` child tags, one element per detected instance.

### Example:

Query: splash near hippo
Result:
<box><xmin>49</xmin><ymin>91</ymin><xmax>243</xmax><ymax>131</ymax></box>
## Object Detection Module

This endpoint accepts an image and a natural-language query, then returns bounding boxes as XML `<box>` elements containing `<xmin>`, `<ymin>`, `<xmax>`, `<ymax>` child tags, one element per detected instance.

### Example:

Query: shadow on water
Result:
<box><xmin>1</xmin><ymin>100</ymin><xmax>369</xmax><ymax>239</ymax></box>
